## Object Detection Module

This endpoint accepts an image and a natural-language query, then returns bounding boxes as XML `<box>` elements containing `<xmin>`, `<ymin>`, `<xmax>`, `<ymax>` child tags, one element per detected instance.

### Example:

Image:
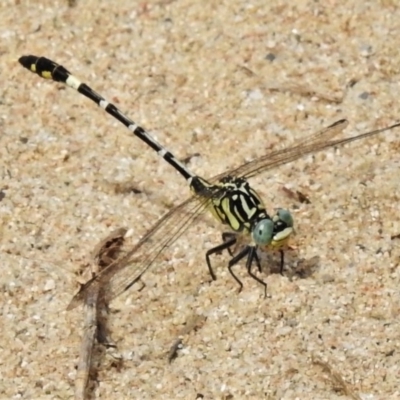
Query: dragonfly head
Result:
<box><xmin>252</xmin><ymin>208</ymin><xmax>294</xmax><ymax>248</ymax></box>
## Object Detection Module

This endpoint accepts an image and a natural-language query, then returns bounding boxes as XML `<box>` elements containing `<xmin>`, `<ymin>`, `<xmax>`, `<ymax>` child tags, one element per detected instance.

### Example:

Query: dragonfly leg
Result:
<box><xmin>252</xmin><ymin>248</ymin><xmax>262</xmax><ymax>273</ymax></box>
<box><xmin>279</xmin><ymin>249</ymin><xmax>285</xmax><ymax>275</ymax></box>
<box><xmin>227</xmin><ymin>245</ymin><xmax>250</xmax><ymax>293</ymax></box>
<box><xmin>205</xmin><ymin>234</ymin><xmax>237</xmax><ymax>280</ymax></box>
<box><xmin>221</xmin><ymin>232</ymin><xmax>238</xmax><ymax>257</ymax></box>
<box><xmin>246</xmin><ymin>246</ymin><xmax>268</xmax><ymax>298</ymax></box>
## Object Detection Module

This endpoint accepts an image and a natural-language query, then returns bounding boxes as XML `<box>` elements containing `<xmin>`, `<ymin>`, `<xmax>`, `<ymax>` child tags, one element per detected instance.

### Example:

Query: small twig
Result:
<box><xmin>265</xmin><ymin>83</ymin><xmax>344</xmax><ymax>104</ymax></box>
<box><xmin>167</xmin><ymin>315</ymin><xmax>206</xmax><ymax>363</ymax></box>
<box><xmin>281</xmin><ymin>186</ymin><xmax>311</xmax><ymax>204</ymax></box>
<box><xmin>167</xmin><ymin>338</ymin><xmax>183</xmax><ymax>363</ymax></box>
<box><xmin>74</xmin><ymin>228</ymin><xmax>127</xmax><ymax>400</ymax></box>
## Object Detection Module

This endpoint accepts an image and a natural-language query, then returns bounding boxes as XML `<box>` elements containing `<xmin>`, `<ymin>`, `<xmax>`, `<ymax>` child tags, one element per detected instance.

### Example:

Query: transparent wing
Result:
<box><xmin>219</xmin><ymin>119</ymin><xmax>348</xmax><ymax>180</ymax></box>
<box><xmin>69</xmin><ymin>119</ymin><xmax>400</xmax><ymax>308</ymax></box>
<box><xmin>226</xmin><ymin>120</ymin><xmax>400</xmax><ymax>180</ymax></box>
<box><xmin>68</xmin><ymin>194</ymin><xmax>209</xmax><ymax>308</ymax></box>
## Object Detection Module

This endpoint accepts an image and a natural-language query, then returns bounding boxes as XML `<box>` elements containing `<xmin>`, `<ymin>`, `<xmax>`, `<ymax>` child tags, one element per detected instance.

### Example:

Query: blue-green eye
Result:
<box><xmin>274</xmin><ymin>208</ymin><xmax>293</xmax><ymax>228</ymax></box>
<box><xmin>270</xmin><ymin>208</ymin><xmax>294</xmax><ymax>246</ymax></box>
<box><xmin>252</xmin><ymin>219</ymin><xmax>274</xmax><ymax>246</ymax></box>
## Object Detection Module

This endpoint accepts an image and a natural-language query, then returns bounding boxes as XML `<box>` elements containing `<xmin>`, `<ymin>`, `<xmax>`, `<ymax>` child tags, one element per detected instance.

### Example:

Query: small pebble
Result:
<box><xmin>43</xmin><ymin>279</ymin><xmax>55</xmax><ymax>291</ymax></box>
<box><xmin>265</xmin><ymin>53</ymin><xmax>276</xmax><ymax>62</ymax></box>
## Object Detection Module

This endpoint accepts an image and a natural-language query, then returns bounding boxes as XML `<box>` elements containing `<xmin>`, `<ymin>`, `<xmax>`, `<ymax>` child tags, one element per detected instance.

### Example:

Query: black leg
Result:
<box><xmin>221</xmin><ymin>232</ymin><xmax>237</xmax><ymax>257</ymax></box>
<box><xmin>252</xmin><ymin>247</ymin><xmax>262</xmax><ymax>273</ymax></box>
<box><xmin>207</xmin><ymin>238</ymin><xmax>268</xmax><ymax>297</ymax></box>
<box><xmin>205</xmin><ymin>234</ymin><xmax>237</xmax><ymax>280</ymax></box>
<box><xmin>246</xmin><ymin>247</ymin><xmax>268</xmax><ymax>298</ymax></box>
<box><xmin>227</xmin><ymin>245</ymin><xmax>251</xmax><ymax>293</ymax></box>
<box><xmin>279</xmin><ymin>249</ymin><xmax>285</xmax><ymax>275</ymax></box>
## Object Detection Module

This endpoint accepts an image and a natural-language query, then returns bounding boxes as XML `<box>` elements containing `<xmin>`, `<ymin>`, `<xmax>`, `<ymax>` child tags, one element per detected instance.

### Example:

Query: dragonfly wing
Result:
<box><xmin>210</xmin><ymin>119</ymin><xmax>349</xmax><ymax>183</ymax></box>
<box><xmin>231</xmin><ymin>120</ymin><xmax>399</xmax><ymax>180</ymax></box>
<box><xmin>68</xmin><ymin>194</ymin><xmax>209</xmax><ymax>309</ymax></box>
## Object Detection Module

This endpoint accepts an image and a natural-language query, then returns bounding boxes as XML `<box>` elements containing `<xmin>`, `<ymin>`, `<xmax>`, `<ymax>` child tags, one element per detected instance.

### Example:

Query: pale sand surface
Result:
<box><xmin>1</xmin><ymin>1</ymin><xmax>400</xmax><ymax>399</ymax></box>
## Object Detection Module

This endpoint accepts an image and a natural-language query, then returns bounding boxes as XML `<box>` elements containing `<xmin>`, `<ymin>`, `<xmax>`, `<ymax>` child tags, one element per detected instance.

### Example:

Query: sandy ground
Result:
<box><xmin>1</xmin><ymin>0</ymin><xmax>400</xmax><ymax>399</ymax></box>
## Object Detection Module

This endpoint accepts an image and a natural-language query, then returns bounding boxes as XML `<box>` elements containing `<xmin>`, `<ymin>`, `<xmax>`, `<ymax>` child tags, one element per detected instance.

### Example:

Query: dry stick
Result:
<box><xmin>75</xmin><ymin>228</ymin><xmax>127</xmax><ymax>400</ymax></box>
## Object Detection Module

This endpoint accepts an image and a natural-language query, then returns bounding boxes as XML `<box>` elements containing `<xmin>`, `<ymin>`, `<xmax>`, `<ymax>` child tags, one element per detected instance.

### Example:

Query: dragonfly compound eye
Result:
<box><xmin>252</xmin><ymin>218</ymin><xmax>274</xmax><ymax>246</ymax></box>
<box><xmin>274</xmin><ymin>209</ymin><xmax>294</xmax><ymax>229</ymax></box>
<box><xmin>272</xmin><ymin>209</ymin><xmax>294</xmax><ymax>245</ymax></box>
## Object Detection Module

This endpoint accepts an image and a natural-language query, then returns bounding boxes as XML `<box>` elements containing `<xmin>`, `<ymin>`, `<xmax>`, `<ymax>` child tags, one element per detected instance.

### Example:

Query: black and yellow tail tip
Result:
<box><xmin>18</xmin><ymin>55</ymin><xmax>63</xmax><ymax>80</ymax></box>
<box><xmin>18</xmin><ymin>55</ymin><xmax>39</xmax><ymax>72</ymax></box>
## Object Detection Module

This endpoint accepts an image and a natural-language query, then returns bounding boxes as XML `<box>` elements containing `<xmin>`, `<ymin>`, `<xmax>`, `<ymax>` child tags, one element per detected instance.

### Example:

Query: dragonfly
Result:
<box><xmin>18</xmin><ymin>55</ymin><xmax>400</xmax><ymax>308</ymax></box>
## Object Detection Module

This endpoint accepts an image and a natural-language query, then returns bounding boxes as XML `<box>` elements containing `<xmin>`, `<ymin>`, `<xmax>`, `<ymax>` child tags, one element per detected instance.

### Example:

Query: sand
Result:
<box><xmin>1</xmin><ymin>0</ymin><xmax>400</xmax><ymax>398</ymax></box>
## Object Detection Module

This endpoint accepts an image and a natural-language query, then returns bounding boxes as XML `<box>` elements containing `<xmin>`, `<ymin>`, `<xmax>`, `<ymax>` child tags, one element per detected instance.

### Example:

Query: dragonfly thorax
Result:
<box><xmin>205</xmin><ymin>175</ymin><xmax>268</xmax><ymax>233</ymax></box>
